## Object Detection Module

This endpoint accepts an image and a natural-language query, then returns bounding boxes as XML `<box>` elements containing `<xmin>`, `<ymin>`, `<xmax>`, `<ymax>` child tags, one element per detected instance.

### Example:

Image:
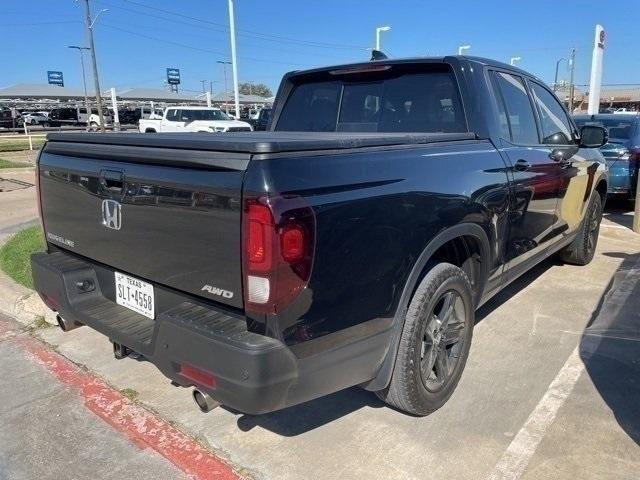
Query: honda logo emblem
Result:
<box><xmin>101</xmin><ymin>199</ymin><xmax>122</xmax><ymax>230</ymax></box>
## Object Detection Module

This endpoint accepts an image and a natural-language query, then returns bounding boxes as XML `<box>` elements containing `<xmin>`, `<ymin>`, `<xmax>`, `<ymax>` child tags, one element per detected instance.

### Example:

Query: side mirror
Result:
<box><xmin>579</xmin><ymin>125</ymin><xmax>608</xmax><ymax>148</ymax></box>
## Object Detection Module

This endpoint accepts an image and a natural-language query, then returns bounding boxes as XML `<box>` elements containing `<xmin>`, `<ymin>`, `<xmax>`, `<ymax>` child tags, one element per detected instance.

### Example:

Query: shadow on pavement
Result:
<box><xmin>580</xmin><ymin>251</ymin><xmax>640</xmax><ymax>446</ymax></box>
<box><xmin>476</xmin><ymin>257</ymin><xmax>557</xmax><ymax>324</ymax></box>
<box><xmin>231</xmin><ymin>386</ymin><xmax>384</xmax><ymax>436</ymax></box>
<box><xmin>603</xmin><ymin>198</ymin><xmax>635</xmax><ymax>229</ymax></box>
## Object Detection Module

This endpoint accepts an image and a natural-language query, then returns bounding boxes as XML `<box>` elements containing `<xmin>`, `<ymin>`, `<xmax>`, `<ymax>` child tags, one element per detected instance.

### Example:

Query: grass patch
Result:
<box><xmin>120</xmin><ymin>388</ymin><xmax>139</xmax><ymax>401</ymax></box>
<box><xmin>0</xmin><ymin>138</ymin><xmax>46</xmax><ymax>152</ymax></box>
<box><xmin>0</xmin><ymin>226</ymin><xmax>45</xmax><ymax>289</ymax></box>
<box><xmin>28</xmin><ymin>315</ymin><xmax>50</xmax><ymax>331</ymax></box>
<box><xmin>0</xmin><ymin>158</ymin><xmax>32</xmax><ymax>169</ymax></box>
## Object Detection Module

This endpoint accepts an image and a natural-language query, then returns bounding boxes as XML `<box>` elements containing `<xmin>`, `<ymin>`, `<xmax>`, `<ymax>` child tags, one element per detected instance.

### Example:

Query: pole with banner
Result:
<box><xmin>587</xmin><ymin>25</ymin><xmax>605</xmax><ymax>115</ymax></box>
<box><xmin>47</xmin><ymin>71</ymin><xmax>64</xmax><ymax>87</ymax></box>
<box><xmin>166</xmin><ymin>68</ymin><xmax>180</xmax><ymax>93</ymax></box>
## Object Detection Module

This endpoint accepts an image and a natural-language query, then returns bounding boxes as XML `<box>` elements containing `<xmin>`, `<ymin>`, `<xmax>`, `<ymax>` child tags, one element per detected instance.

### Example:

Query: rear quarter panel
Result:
<box><xmin>244</xmin><ymin>140</ymin><xmax>511</xmax><ymax>350</ymax></box>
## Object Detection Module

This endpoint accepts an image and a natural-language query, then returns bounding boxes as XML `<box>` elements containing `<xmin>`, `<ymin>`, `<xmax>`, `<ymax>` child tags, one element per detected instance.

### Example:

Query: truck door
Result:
<box><xmin>489</xmin><ymin>71</ymin><xmax>561</xmax><ymax>277</ymax></box>
<box><xmin>527</xmin><ymin>80</ymin><xmax>595</xmax><ymax>240</ymax></box>
<box><xmin>162</xmin><ymin>108</ymin><xmax>182</xmax><ymax>132</ymax></box>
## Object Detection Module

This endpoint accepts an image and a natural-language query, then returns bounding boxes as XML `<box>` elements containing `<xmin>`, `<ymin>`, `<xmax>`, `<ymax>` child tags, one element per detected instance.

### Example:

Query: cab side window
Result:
<box><xmin>529</xmin><ymin>82</ymin><xmax>575</xmax><ymax>145</ymax></box>
<box><xmin>491</xmin><ymin>72</ymin><xmax>539</xmax><ymax>145</ymax></box>
<box><xmin>166</xmin><ymin>109</ymin><xmax>179</xmax><ymax>121</ymax></box>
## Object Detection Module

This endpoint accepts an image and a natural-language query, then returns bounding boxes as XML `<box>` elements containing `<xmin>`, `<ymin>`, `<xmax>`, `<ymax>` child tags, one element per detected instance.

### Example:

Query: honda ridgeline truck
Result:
<box><xmin>32</xmin><ymin>57</ymin><xmax>608</xmax><ymax>416</ymax></box>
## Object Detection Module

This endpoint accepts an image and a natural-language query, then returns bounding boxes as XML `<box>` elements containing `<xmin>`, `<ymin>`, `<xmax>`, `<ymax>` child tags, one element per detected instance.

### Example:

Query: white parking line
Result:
<box><xmin>487</xmin><ymin>345</ymin><xmax>583</xmax><ymax>480</ymax></box>
<box><xmin>487</xmin><ymin>255</ymin><xmax>640</xmax><ymax>480</ymax></box>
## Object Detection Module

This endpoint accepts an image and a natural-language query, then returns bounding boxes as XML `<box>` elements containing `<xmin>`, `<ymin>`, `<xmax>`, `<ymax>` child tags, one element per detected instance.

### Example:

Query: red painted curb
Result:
<box><xmin>1</xmin><ymin>318</ymin><xmax>242</xmax><ymax>480</ymax></box>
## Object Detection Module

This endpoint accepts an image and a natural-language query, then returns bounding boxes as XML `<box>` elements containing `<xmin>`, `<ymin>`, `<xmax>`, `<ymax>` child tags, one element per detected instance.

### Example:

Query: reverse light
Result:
<box><xmin>242</xmin><ymin>197</ymin><xmax>315</xmax><ymax>315</ymax></box>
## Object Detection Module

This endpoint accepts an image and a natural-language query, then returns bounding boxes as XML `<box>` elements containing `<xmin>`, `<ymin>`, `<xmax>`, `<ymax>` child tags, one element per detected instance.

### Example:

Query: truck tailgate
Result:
<box><xmin>38</xmin><ymin>141</ymin><xmax>246</xmax><ymax>309</ymax></box>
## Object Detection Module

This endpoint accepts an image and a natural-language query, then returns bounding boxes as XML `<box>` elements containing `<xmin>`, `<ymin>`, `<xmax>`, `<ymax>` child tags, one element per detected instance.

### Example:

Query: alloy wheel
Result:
<box><xmin>419</xmin><ymin>290</ymin><xmax>467</xmax><ymax>392</ymax></box>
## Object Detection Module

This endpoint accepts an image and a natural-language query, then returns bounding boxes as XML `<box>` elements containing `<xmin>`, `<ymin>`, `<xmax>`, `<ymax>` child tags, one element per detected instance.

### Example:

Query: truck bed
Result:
<box><xmin>47</xmin><ymin>131</ymin><xmax>476</xmax><ymax>155</ymax></box>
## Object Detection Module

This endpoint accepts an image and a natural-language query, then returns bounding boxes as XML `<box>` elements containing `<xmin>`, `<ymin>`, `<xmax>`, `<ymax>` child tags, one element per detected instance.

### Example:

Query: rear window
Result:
<box><xmin>275</xmin><ymin>66</ymin><xmax>466</xmax><ymax>133</ymax></box>
<box><xmin>574</xmin><ymin>118</ymin><xmax>637</xmax><ymax>139</ymax></box>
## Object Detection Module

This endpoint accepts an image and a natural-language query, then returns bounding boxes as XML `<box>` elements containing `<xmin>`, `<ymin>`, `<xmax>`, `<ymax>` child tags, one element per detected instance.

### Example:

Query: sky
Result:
<box><xmin>2</xmin><ymin>0</ymin><xmax>639</xmax><ymax>96</ymax></box>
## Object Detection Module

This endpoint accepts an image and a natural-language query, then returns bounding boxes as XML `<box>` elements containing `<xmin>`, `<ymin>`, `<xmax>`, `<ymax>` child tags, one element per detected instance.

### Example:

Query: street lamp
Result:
<box><xmin>553</xmin><ymin>58</ymin><xmax>567</xmax><ymax>92</ymax></box>
<box><xmin>68</xmin><ymin>46</ymin><xmax>91</xmax><ymax>130</ymax></box>
<box><xmin>217</xmin><ymin>60</ymin><xmax>232</xmax><ymax>115</ymax></box>
<box><xmin>458</xmin><ymin>44</ymin><xmax>471</xmax><ymax>55</ymax></box>
<box><xmin>375</xmin><ymin>26</ymin><xmax>391</xmax><ymax>51</ymax></box>
<box><xmin>510</xmin><ymin>56</ymin><xmax>521</xmax><ymax>66</ymax></box>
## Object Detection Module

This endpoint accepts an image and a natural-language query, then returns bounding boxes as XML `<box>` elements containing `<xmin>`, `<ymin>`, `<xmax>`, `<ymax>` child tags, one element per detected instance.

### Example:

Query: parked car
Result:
<box><xmin>0</xmin><ymin>108</ymin><xmax>23</xmax><ymax>128</ymax></box>
<box><xmin>49</xmin><ymin>106</ymin><xmax>112</xmax><ymax>129</ymax></box>
<box><xmin>250</xmin><ymin>107</ymin><xmax>272</xmax><ymax>131</ymax></box>
<box><xmin>574</xmin><ymin>114</ymin><xmax>639</xmax><ymax>199</ymax></box>
<box><xmin>78</xmin><ymin>107</ymin><xmax>113</xmax><ymax>130</ymax></box>
<box><xmin>139</xmin><ymin>106</ymin><xmax>253</xmax><ymax>133</ymax></box>
<box><xmin>118</xmin><ymin>108</ymin><xmax>141</xmax><ymax>125</ymax></box>
<box><xmin>32</xmin><ymin>56</ymin><xmax>607</xmax><ymax>417</ymax></box>
<box><xmin>48</xmin><ymin>107</ymin><xmax>78</xmax><ymax>126</ymax></box>
<box><xmin>613</xmin><ymin>108</ymin><xmax>637</xmax><ymax>114</ymax></box>
<box><xmin>22</xmin><ymin>111</ymin><xmax>51</xmax><ymax>126</ymax></box>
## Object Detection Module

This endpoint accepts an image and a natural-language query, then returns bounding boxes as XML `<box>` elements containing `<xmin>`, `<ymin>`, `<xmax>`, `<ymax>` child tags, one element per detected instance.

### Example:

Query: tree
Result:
<box><xmin>238</xmin><ymin>82</ymin><xmax>272</xmax><ymax>97</ymax></box>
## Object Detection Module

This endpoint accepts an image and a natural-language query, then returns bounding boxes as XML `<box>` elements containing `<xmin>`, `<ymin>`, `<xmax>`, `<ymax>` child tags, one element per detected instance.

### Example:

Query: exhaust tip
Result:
<box><xmin>192</xmin><ymin>389</ymin><xmax>219</xmax><ymax>413</ymax></box>
<box><xmin>56</xmin><ymin>315</ymin><xmax>82</xmax><ymax>332</ymax></box>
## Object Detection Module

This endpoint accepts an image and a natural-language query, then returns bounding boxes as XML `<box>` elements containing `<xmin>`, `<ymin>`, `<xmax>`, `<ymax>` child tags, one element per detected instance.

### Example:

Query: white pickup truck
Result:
<box><xmin>138</xmin><ymin>106</ymin><xmax>253</xmax><ymax>133</ymax></box>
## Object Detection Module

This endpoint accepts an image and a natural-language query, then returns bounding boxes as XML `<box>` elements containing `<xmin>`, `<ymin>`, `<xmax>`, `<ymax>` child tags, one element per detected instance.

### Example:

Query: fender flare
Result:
<box><xmin>365</xmin><ymin>222</ymin><xmax>491</xmax><ymax>392</ymax></box>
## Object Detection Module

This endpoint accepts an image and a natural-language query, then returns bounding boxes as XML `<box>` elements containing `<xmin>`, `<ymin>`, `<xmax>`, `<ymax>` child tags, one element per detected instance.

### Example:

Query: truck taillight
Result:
<box><xmin>242</xmin><ymin>197</ymin><xmax>315</xmax><ymax>314</ymax></box>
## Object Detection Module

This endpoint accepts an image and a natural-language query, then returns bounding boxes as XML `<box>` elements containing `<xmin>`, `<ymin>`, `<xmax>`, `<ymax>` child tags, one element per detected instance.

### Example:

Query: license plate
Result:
<box><xmin>115</xmin><ymin>272</ymin><xmax>155</xmax><ymax>319</ymax></box>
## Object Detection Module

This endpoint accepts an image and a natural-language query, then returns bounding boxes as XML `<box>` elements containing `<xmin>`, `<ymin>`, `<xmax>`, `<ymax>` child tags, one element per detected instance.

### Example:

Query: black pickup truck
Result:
<box><xmin>31</xmin><ymin>56</ymin><xmax>608</xmax><ymax>416</ymax></box>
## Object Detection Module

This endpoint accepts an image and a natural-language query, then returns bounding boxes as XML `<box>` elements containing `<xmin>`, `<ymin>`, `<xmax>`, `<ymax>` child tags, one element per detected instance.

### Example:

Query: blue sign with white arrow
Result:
<box><xmin>166</xmin><ymin>68</ymin><xmax>181</xmax><ymax>85</ymax></box>
<box><xmin>47</xmin><ymin>71</ymin><xmax>64</xmax><ymax>87</ymax></box>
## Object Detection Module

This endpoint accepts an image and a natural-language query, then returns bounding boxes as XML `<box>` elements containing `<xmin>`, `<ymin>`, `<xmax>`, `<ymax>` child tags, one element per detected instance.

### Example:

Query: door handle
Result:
<box><xmin>99</xmin><ymin>170</ymin><xmax>124</xmax><ymax>197</ymax></box>
<box><xmin>514</xmin><ymin>159</ymin><xmax>531</xmax><ymax>171</ymax></box>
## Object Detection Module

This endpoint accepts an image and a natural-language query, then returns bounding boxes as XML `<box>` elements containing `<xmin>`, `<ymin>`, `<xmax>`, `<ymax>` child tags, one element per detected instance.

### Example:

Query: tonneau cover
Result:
<box><xmin>46</xmin><ymin>131</ymin><xmax>476</xmax><ymax>154</ymax></box>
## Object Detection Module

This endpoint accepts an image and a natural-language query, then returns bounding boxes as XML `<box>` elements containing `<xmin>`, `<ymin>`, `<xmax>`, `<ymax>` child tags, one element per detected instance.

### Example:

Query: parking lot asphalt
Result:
<box><xmin>24</xmin><ymin>204</ymin><xmax>639</xmax><ymax>480</ymax></box>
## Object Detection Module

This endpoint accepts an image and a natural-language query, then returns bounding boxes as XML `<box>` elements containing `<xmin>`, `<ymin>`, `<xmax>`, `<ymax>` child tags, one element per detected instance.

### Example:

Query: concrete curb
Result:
<box><xmin>0</xmin><ymin>235</ymin><xmax>246</xmax><ymax>479</ymax></box>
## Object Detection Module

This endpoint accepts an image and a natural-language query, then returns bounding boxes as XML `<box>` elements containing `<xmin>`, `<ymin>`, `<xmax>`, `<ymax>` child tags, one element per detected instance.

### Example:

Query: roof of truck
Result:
<box><xmin>285</xmin><ymin>55</ymin><xmax>536</xmax><ymax>81</ymax></box>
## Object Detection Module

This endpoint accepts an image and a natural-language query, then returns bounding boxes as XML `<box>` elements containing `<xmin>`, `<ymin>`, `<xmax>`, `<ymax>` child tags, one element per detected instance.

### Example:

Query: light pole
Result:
<box><xmin>68</xmin><ymin>45</ymin><xmax>91</xmax><ymax>130</ymax></box>
<box><xmin>553</xmin><ymin>58</ymin><xmax>567</xmax><ymax>92</ymax></box>
<box><xmin>375</xmin><ymin>26</ymin><xmax>391</xmax><ymax>51</ymax></box>
<box><xmin>227</xmin><ymin>0</ymin><xmax>240</xmax><ymax>119</ymax></box>
<box><xmin>458</xmin><ymin>44</ymin><xmax>471</xmax><ymax>55</ymax></box>
<box><xmin>510</xmin><ymin>56</ymin><xmax>521</xmax><ymax>66</ymax></box>
<box><xmin>82</xmin><ymin>0</ymin><xmax>107</xmax><ymax>132</ymax></box>
<box><xmin>217</xmin><ymin>60</ymin><xmax>232</xmax><ymax>114</ymax></box>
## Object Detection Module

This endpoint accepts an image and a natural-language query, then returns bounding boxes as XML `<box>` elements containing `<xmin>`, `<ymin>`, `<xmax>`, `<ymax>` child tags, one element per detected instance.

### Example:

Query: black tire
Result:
<box><xmin>558</xmin><ymin>193</ymin><xmax>603</xmax><ymax>266</ymax></box>
<box><xmin>41</xmin><ymin>122</ymin><xmax>50</xmax><ymax>128</ymax></box>
<box><xmin>89</xmin><ymin>121</ymin><xmax>99</xmax><ymax>132</ymax></box>
<box><xmin>376</xmin><ymin>262</ymin><xmax>474</xmax><ymax>416</ymax></box>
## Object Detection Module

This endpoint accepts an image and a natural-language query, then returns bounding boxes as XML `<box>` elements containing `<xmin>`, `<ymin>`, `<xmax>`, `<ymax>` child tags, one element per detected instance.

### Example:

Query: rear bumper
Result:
<box><xmin>31</xmin><ymin>250</ymin><xmax>298</xmax><ymax>414</ymax></box>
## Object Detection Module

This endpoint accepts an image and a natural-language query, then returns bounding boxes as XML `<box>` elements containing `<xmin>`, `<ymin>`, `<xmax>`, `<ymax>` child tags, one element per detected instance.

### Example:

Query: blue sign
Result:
<box><xmin>47</xmin><ymin>70</ymin><xmax>64</xmax><ymax>87</ymax></box>
<box><xmin>166</xmin><ymin>68</ymin><xmax>181</xmax><ymax>85</ymax></box>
